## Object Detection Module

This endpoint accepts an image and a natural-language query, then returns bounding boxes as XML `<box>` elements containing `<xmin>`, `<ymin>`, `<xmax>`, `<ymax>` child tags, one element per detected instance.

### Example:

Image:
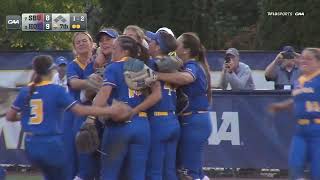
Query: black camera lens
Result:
<box><xmin>225</xmin><ymin>56</ymin><xmax>231</xmax><ymax>63</ymax></box>
<box><xmin>282</xmin><ymin>51</ymin><xmax>295</xmax><ymax>59</ymax></box>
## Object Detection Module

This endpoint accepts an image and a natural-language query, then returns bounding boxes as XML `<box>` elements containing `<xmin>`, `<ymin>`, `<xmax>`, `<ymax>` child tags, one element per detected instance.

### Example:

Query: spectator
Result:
<box><xmin>52</xmin><ymin>56</ymin><xmax>68</xmax><ymax>91</ymax></box>
<box><xmin>219</xmin><ymin>48</ymin><xmax>255</xmax><ymax>90</ymax></box>
<box><xmin>265</xmin><ymin>46</ymin><xmax>301</xmax><ymax>90</ymax></box>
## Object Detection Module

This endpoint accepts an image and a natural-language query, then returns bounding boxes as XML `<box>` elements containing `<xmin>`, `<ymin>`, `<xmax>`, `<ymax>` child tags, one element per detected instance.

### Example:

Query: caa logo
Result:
<box><xmin>6</xmin><ymin>15</ymin><xmax>21</xmax><ymax>30</ymax></box>
<box><xmin>7</xmin><ymin>20</ymin><xmax>20</xmax><ymax>24</ymax></box>
<box><xmin>208</xmin><ymin>112</ymin><xmax>241</xmax><ymax>145</ymax></box>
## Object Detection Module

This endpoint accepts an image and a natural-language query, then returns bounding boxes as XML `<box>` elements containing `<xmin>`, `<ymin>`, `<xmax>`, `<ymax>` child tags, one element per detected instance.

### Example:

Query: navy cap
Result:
<box><xmin>55</xmin><ymin>56</ymin><xmax>68</xmax><ymax>66</ymax></box>
<box><xmin>282</xmin><ymin>45</ymin><xmax>295</xmax><ymax>52</ymax></box>
<box><xmin>145</xmin><ymin>31</ymin><xmax>170</xmax><ymax>53</ymax></box>
<box><xmin>96</xmin><ymin>28</ymin><xmax>119</xmax><ymax>41</ymax></box>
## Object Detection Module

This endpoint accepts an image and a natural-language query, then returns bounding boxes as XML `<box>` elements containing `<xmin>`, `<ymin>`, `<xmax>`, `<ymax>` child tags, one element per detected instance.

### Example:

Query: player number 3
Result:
<box><xmin>29</xmin><ymin>99</ymin><xmax>44</xmax><ymax>125</ymax></box>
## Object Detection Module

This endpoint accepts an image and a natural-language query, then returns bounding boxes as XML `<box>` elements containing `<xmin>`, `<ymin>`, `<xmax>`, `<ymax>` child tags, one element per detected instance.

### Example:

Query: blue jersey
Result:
<box><xmin>146</xmin><ymin>58</ymin><xmax>176</xmax><ymax>112</ymax></box>
<box><xmin>11</xmin><ymin>81</ymin><xmax>77</xmax><ymax>135</ymax></box>
<box><xmin>83</xmin><ymin>61</ymin><xmax>95</xmax><ymax>79</ymax></box>
<box><xmin>103</xmin><ymin>60</ymin><xmax>145</xmax><ymax>107</ymax></box>
<box><xmin>292</xmin><ymin>72</ymin><xmax>320</xmax><ymax>120</ymax></box>
<box><xmin>84</xmin><ymin>59</ymin><xmax>110</xmax><ymax>79</ymax></box>
<box><xmin>67</xmin><ymin>59</ymin><xmax>89</xmax><ymax>100</ymax></box>
<box><xmin>181</xmin><ymin>60</ymin><xmax>209</xmax><ymax>112</ymax></box>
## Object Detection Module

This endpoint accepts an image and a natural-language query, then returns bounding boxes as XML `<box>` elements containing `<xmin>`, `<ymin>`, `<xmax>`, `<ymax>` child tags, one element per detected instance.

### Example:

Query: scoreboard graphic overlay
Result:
<box><xmin>20</xmin><ymin>13</ymin><xmax>87</xmax><ymax>32</ymax></box>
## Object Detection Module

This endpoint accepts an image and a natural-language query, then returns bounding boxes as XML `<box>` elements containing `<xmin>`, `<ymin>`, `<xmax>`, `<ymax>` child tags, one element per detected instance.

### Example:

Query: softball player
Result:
<box><xmin>123</xmin><ymin>25</ymin><xmax>148</xmax><ymax>48</ymax></box>
<box><xmin>84</xmin><ymin>28</ymin><xmax>119</xmax><ymax>78</ymax></box>
<box><xmin>156</xmin><ymin>32</ymin><xmax>212</xmax><ymax>180</ymax></box>
<box><xmin>66</xmin><ymin>32</ymin><xmax>95</xmax><ymax>180</ymax></box>
<box><xmin>269</xmin><ymin>48</ymin><xmax>320</xmax><ymax>180</ymax></box>
<box><xmin>145</xmin><ymin>30</ymin><xmax>180</xmax><ymax>180</ymax></box>
<box><xmin>5</xmin><ymin>55</ymin><xmax>131</xmax><ymax>180</ymax></box>
<box><xmin>123</xmin><ymin>25</ymin><xmax>150</xmax><ymax>61</ymax></box>
<box><xmin>78</xmin><ymin>28</ymin><xmax>119</xmax><ymax>180</ymax></box>
<box><xmin>93</xmin><ymin>35</ymin><xmax>161</xmax><ymax>180</ymax></box>
<box><xmin>91</xmin><ymin>28</ymin><xmax>119</xmax><ymax>70</ymax></box>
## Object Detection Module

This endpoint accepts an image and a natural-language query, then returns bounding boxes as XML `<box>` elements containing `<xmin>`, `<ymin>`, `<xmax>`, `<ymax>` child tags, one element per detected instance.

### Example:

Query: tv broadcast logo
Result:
<box><xmin>6</xmin><ymin>15</ymin><xmax>21</xmax><ymax>30</ymax></box>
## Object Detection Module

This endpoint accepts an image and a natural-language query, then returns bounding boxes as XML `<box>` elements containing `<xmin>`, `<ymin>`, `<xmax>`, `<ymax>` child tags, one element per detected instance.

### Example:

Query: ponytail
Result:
<box><xmin>27</xmin><ymin>73</ymin><xmax>42</xmax><ymax>105</ymax></box>
<box><xmin>26</xmin><ymin>55</ymin><xmax>54</xmax><ymax>106</ymax></box>
<box><xmin>137</xmin><ymin>43</ymin><xmax>150</xmax><ymax>63</ymax></box>
<box><xmin>117</xmin><ymin>35</ymin><xmax>149</xmax><ymax>63</ymax></box>
<box><xmin>198</xmin><ymin>45</ymin><xmax>212</xmax><ymax>104</ymax></box>
<box><xmin>181</xmin><ymin>32</ymin><xmax>212</xmax><ymax>104</ymax></box>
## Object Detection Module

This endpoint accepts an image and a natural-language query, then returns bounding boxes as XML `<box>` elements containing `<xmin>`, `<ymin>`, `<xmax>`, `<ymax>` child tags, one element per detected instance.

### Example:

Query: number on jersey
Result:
<box><xmin>29</xmin><ymin>99</ymin><xmax>44</xmax><ymax>124</ymax></box>
<box><xmin>164</xmin><ymin>82</ymin><xmax>176</xmax><ymax>96</ymax></box>
<box><xmin>128</xmin><ymin>89</ymin><xmax>142</xmax><ymax>98</ymax></box>
<box><xmin>305</xmin><ymin>101</ymin><xmax>320</xmax><ymax>112</ymax></box>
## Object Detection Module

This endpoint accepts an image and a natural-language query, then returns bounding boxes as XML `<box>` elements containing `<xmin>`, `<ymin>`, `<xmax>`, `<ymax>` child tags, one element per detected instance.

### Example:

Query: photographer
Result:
<box><xmin>52</xmin><ymin>56</ymin><xmax>68</xmax><ymax>91</ymax></box>
<box><xmin>265</xmin><ymin>46</ymin><xmax>301</xmax><ymax>90</ymax></box>
<box><xmin>219</xmin><ymin>48</ymin><xmax>255</xmax><ymax>90</ymax></box>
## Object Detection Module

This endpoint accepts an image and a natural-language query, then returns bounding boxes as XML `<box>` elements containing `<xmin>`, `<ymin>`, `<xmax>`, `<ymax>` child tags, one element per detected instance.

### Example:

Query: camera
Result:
<box><xmin>224</xmin><ymin>56</ymin><xmax>232</xmax><ymax>69</ymax></box>
<box><xmin>281</xmin><ymin>51</ymin><xmax>295</xmax><ymax>59</ymax></box>
<box><xmin>224</xmin><ymin>56</ymin><xmax>232</xmax><ymax>63</ymax></box>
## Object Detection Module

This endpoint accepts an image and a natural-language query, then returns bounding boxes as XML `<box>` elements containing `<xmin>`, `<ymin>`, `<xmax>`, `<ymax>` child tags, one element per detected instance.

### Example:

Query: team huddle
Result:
<box><xmin>5</xmin><ymin>25</ymin><xmax>212</xmax><ymax>180</ymax></box>
<box><xmin>5</xmin><ymin>24</ymin><xmax>320</xmax><ymax>180</ymax></box>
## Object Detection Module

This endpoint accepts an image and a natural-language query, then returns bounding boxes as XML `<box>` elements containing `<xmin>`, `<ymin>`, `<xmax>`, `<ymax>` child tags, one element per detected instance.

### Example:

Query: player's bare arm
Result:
<box><xmin>156</xmin><ymin>71</ymin><xmax>194</xmax><ymax>86</ymax></box>
<box><xmin>132</xmin><ymin>81</ymin><xmax>162</xmax><ymax>115</ymax></box>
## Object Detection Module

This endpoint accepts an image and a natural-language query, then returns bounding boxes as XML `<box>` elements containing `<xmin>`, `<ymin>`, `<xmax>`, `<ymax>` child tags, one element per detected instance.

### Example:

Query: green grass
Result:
<box><xmin>6</xmin><ymin>175</ymin><xmax>42</xmax><ymax>180</ymax></box>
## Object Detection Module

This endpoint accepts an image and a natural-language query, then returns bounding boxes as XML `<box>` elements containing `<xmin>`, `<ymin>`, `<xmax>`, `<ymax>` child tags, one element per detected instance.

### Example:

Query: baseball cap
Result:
<box><xmin>96</xmin><ymin>28</ymin><xmax>119</xmax><ymax>41</ymax></box>
<box><xmin>156</xmin><ymin>27</ymin><xmax>175</xmax><ymax>38</ymax></box>
<box><xmin>282</xmin><ymin>45</ymin><xmax>295</xmax><ymax>52</ymax></box>
<box><xmin>226</xmin><ymin>48</ymin><xmax>239</xmax><ymax>57</ymax></box>
<box><xmin>145</xmin><ymin>31</ymin><xmax>170</xmax><ymax>53</ymax></box>
<box><xmin>55</xmin><ymin>56</ymin><xmax>68</xmax><ymax>66</ymax></box>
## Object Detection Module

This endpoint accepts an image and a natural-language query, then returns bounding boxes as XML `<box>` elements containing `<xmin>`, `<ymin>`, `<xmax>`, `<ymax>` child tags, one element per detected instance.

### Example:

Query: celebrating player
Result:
<box><xmin>144</xmin><ymin>30</ymin><xmax>181</xmax><ymax>180</ymax></box>
<box><xmin>74</xmin><ymin>28</ymin><xmax>119</xmax><ymax>180</ymax></box>
<box><xmin>92</xmin><ymin>27</ymin><xmax>119</xmax><ymax>69</ymax></box>
<box><xmin>93</xmin><ymin>35</ymin><xmax>160</xmax><ymax>180</ymax></box>
<box><xmin>82</xmin><ymin>28</ymin><xmax>119</xmax><ymax>103</ymax></box>
<box><xmin>5</xmin><ymin>55</ymin><xmax>132</xmax><ymax>180</ymax></box>
<box><xmin>156</xmin><ymin>32</ymin><xmax>212</xmax><ymax>180</ymax></box>
<box><xmin>268</xmin><ymin>48</ymin><xmax>320</xmax><ymax>180</ymax></box>
<box><xmin>66</xmin><ymin>31</ymin><xmax>97</xmax><ymax>180</ymax></box>
<box><xmin>124</xmin><ymin>25</ymin><xmax>149</xmax><ymax>49</ymax></box>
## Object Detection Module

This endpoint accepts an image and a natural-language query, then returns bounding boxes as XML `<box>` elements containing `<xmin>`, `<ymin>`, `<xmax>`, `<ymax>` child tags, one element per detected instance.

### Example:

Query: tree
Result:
<box><xmin>256</xmin><ymin>0</ymin><xmax>320</xmax><ymax>50</ymax></box>
<box><xmin>0</xmin><ymin>0</ymin><xmax>317</xmax><ymax>50</ymax></box>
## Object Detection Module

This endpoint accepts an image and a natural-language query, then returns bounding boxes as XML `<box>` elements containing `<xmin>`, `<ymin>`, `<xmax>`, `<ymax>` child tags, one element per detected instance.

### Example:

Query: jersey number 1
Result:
<box><xmin>29</xmin><ymin>99</ymin><xmax>44</xmax><ymax>125</ymax></box>
<box><xmin>164</xmin><ymin>82</ymin><xmax>175</xmax><ymax>96</ymax></box>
